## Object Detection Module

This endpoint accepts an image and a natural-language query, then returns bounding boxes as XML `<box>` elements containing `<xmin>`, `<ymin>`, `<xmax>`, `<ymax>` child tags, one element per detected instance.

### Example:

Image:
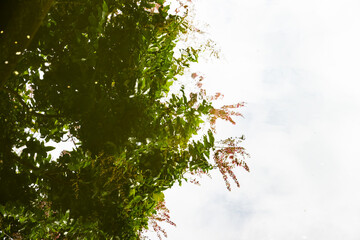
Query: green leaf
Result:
<box><xmin>102</xmin><ymin>1</ymin><xmax>108</xmax><ymax>14</ymax></box>
<box><xmin>152</xmin><ymin>192</ymin><xmax>164</xmax><ymax>202</ymax></box>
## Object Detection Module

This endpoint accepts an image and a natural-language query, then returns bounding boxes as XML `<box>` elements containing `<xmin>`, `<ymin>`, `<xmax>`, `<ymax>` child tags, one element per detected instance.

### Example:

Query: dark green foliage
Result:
<box><xmin>0</xmin><ymin>0</ymin><xmax>247</xmax><ymax>239</ymax></box>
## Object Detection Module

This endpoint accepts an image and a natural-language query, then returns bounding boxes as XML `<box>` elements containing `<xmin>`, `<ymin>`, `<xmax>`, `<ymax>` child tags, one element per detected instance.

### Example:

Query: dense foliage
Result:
<box><xmin>0</xmin><ymin>0</ymin><xmax>249</xmax><ymax>239</ymax></box>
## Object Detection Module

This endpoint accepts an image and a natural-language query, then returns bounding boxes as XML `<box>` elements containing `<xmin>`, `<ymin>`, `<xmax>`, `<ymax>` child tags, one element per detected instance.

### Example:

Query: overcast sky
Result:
<box><xmin>145</xmin><ymin>0</ymin><xmax>360</xmax><ymax>239</ymax></box>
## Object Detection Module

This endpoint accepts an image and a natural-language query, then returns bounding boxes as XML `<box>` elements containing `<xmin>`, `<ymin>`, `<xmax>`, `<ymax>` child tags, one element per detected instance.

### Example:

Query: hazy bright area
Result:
<box><xmin>147</xmin><ymin>0</ymin><xmax>360</xmax><ymax>239</ymax></box>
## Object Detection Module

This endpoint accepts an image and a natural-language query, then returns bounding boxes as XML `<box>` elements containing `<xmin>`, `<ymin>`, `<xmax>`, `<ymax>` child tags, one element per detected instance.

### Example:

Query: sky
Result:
<box><xmin>145</xmin><ymin>0</ymin><xmax>360</xmax><ymax>239</ymax></box>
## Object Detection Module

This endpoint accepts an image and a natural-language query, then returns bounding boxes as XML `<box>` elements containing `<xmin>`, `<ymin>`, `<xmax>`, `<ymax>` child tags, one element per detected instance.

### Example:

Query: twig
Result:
<box><xmin>2</xmin><ymin>87</ymin><xmax>62</xmax><ymax>119</ymax></box>
<box><xmin>0</xmin><ymin>229</ymin><xmax>13</xmax><ymax>240</ymax></box>
<box><xmin>54</xmin><ymin>1</ymin><xmax>85</xmax><ymax>5</ymax></box>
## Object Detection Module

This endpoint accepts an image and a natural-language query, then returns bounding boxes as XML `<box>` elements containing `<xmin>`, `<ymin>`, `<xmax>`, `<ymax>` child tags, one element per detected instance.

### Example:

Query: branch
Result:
<box><xmin>12</xmin><ymin>152</ymin><xmax>40</xmax><ymax>173</ymax></box>
<box><xmin>2</xmin><ymin>87</ymin><xmax>62</xmax><ymax>119</ymax></box>
<box><xmin>54</xmin><ymin>1</ymin><xmax>85</xmax><ymax>4</ymax></box>
<box><xmin>11</xmin><ymin>152</ymin><xmax>62</xmax><ymax>182</ymax></box>
<box><xmin>0</xmin><ymin>230</ymin><xmax>13</xmax><ymax>239</ymax></box>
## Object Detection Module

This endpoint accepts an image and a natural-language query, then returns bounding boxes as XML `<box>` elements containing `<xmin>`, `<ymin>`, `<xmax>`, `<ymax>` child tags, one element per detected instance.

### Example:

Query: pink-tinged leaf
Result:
<box><xmin>213</xmin><ymin>138</ymin><xmax>249</xmax><ymax>191</ymax></box>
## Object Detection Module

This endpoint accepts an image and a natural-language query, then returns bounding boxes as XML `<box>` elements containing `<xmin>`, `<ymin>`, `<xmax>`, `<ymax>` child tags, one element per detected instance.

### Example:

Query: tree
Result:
<box><xmin>0</xmin><ymin>0</ymin><xmax>249</xmax><ymax>239</ymax></box>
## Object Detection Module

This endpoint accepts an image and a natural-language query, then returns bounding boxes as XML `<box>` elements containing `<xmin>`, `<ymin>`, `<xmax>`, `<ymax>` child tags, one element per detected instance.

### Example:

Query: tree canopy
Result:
<box><xmin>0</xmin><ymin>0</ymin><xmax>249</xmax><ymax>239</ymax></box>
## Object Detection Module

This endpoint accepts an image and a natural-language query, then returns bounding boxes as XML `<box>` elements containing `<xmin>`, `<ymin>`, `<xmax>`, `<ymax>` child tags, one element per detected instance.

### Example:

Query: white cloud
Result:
<box><xmin>158</xmin><ymin>0</ymin><xmax>360</xmax><ymax>239</ymax></box>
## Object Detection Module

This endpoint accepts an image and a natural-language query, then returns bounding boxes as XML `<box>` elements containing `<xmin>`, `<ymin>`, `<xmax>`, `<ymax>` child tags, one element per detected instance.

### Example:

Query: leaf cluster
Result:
<box><xmin>0</xmin><ymin>0</ymin><xmax>248</xmax><ymax>239</ymax></box>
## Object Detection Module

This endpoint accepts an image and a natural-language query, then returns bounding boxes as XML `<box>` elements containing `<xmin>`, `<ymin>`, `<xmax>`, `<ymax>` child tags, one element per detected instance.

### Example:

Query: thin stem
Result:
<box><xmin>2</xmin><ymin>87</ymin><xmax>62</xmax><ymax>119</ymax></box>
<box><xmin>0</xmin><ymin>230</ymin><xmax>13</xmax><ymax>239</ymax></box>
<box><xmin>54</xmin><ymin>1</ymin><xmax>85</xmax><ymax>5</ymax></box>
